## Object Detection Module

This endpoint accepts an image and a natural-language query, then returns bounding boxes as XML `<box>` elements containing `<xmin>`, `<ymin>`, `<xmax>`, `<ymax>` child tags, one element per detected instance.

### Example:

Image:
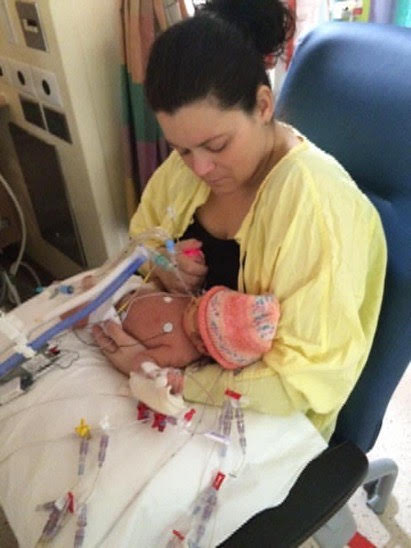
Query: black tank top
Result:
<box><xmin>181</xmin><ymin>217</ymin><xmax>240</xmax><ymax>290</ymax></box>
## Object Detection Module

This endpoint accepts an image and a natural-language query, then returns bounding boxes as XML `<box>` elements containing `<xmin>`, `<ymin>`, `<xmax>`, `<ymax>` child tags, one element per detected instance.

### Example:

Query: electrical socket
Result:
<box><xmin>31</xmin><ymin>66</ymin><xmax>63</xmax><ymax>108</ymax></box>
<box><xmin>9</xmin><ymin>59</ymin><xmax>36</xmax><ymax>97</ymax></box>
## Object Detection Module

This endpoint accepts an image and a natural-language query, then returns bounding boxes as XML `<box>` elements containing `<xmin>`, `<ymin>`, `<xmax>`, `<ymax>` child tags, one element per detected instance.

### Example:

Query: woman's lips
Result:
<box><xmin>205</xmin><ymin>176</ymin><xmax>224</xmax><ymax>185</ymax></box>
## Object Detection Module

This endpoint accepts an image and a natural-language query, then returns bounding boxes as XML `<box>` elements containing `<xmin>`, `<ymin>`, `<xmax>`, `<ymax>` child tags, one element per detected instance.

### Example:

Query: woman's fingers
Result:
<box><xmin>153</xmin><ymin>238</ymin><xmax>207</xmax><ymax>293</ymax></box>
<box><xmin>178</xmin><ymin>238</ymin><xmax>204</xmax><ymax>259</ymax></box>
<box><xmin>102</xmin><ymin>321</ymin><xmax>139</xmax><ymax>347</ymax></box>
<box><xmin>92</xmin><ymin>322</ymin><xmax>147</xmax><ymax>375</ymax></box>
<box><xmin>176</xmin><ymin>238</ymin><xmax>203</xmax><ymax>254</ymax></box>
<box><xmin>175</xmin><ymin>239</ymin><xmax>207</xmax><ymax>289</ymax></box>
<box><xmin>178</xmin><ymin>257</ymin><xmax>208</xmax><ymax>279</ymax></box>
<box><xmin>92</xmin><ymin>324</ymin><xmax>118</xmax><ymax>353</ymax></box>
<box><xmin>181</xmin><ymin>269</ymin><xmax>207</xmax><ymax>290</ymax></box>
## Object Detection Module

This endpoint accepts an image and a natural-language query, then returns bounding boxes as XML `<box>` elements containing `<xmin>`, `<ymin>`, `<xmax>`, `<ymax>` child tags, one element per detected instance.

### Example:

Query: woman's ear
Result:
<box><xmin>255</xmin><ymin>85</ymin><xmax>275</xmax><ymax>124</ymax></box>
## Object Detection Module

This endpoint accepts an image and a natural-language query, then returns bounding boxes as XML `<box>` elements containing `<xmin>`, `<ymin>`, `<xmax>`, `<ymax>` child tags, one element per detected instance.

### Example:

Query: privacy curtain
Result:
<box><xmin>119</xmin><ymin>1</ymin><xmax>186</xmax><ymax>219</ymax></box>
<box><xmin>273</xmin><ymin>0</ymin><xmax>330</xmax><ymax>94</ymax></box>
<box><xmin>369</xmin><ymin>0</ymin><xmax>411</xmax><ymax>25</ymax></box>
<box><xmin>329</xmin><ymin>0</ymin><xmax>411</xmax><ymax>24</ymax></box>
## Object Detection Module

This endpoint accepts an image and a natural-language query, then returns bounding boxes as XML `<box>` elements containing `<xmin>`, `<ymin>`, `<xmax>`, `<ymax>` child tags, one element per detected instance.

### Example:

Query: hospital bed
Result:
<box><xmin>0</xmin><ymin>236</ymin><xmax>326</xmax><ymax>547</ymax></box>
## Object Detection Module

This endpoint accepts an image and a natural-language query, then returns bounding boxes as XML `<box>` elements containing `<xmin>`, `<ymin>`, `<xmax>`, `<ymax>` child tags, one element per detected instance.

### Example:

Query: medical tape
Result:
<box><xmin>0</xmin><ymin>312</ymin><xmax>35</xmax><ymax>358</ymax></box>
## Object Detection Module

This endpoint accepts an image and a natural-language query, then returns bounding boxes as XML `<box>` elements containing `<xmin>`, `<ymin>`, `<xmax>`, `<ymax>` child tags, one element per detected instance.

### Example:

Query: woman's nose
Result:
<box><xmin>190</xmin><ymin>151</ymin><xmax>215</xmax><ymax>178</ymax></box>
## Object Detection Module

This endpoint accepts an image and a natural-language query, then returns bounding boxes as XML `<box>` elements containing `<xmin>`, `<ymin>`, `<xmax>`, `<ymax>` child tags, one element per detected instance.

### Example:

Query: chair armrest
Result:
<box><xmin>219</xmin><ymin>441</ymin><xmax>368</xmax><ymax>548</ymax></box>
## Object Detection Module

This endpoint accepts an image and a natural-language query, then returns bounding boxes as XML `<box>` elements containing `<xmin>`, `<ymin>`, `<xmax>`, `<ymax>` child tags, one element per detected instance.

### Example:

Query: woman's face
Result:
<box><xmin>156</xmin><ymin>94</ymin><xmax>273</xmax><ymax>195</ymax></box>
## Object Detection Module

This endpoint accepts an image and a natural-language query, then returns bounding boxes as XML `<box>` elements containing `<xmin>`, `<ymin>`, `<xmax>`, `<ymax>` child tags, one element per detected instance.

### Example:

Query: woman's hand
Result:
<box><xmin>92</xmin><ymin>320</ymin><xmax>146</xmax><ymax>375</ymax></box>
<box><xmin>153</xmin><ymin>238</ymin><xmax>207</xmax><ymax>293</ymax></box>
<box><xmin>93</xmin><ymin>321</ymin><xmax>185</xmax><ymax>395</ymax></box>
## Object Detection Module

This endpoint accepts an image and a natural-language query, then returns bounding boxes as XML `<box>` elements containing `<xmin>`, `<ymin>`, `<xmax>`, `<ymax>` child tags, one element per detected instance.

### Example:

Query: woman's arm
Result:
<box><xmin>183</xmin><ymin>187</ymin><xmax>387</xmax><ymax>439</ymax></box>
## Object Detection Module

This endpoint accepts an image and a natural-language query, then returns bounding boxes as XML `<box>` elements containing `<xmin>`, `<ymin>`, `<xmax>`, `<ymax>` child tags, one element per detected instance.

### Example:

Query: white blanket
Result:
<box><xmin>0</xmin><ymin>331</ymin><xmax>326</xmax><ymax>547</ymax></box>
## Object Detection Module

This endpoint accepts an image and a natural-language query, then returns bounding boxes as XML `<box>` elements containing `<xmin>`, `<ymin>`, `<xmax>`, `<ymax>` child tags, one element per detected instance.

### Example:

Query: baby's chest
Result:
<box><xmin>122</xmin><ymin>296</ymin><xmax>189</xmax><ymax>345</ymax></box>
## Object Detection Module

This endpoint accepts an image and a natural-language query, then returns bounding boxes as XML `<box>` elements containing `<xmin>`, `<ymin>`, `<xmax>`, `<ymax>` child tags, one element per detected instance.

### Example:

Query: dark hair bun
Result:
<box><xmin>202</xmin><ymin>0</ymin><xmax>295</xmax><ymax>58</ymax></box>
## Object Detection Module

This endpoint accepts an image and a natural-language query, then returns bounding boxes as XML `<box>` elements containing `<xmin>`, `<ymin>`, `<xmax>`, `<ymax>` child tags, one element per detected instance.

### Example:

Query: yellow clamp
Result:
<box><xmin>75</xmin><ymin>418</ymin><xmax>91</xmax><ymax>439</ymax></box>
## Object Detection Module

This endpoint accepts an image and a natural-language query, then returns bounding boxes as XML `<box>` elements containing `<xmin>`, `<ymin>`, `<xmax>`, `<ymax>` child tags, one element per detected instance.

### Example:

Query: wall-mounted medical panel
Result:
<box><xmin>15</xmin><ymin>1</ymin><xmax>47</xmax><ymax>51</ymax></box>
<box><xmin>9</xmin><ymin>122</ymin><xmax>85</xmax><ymax>266</ymax></box>
<box><xmin>19</xmin><ymin>94</ymin><xmax>44</xmax><ymax>129</ymax></box>
<box><xmin>0</xmin><ymin>0</ymin><xmax>127</xmax><ymax>278</ymax></box>
<box><xmin>43</xmin><ymin>106</ymin><xmax>71</xmax><ymax>143</ymax></box>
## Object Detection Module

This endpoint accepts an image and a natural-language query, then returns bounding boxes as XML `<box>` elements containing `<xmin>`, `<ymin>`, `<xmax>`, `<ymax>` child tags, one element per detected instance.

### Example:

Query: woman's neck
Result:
<box><xmin>197</xmin><ymin>122</ymin><xmax>300</xmax><ymax>239</ymax></box>
<box><xmin>247</xmin><ymin>121</ymin><xmax>298</xmax><ymax>190</ymax></box>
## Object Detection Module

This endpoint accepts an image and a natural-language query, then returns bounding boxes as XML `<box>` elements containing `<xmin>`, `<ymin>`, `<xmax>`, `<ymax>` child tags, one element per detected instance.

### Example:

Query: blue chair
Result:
<box><xmin>220</xmin><ymin>22</ymin><xmax>411</xmax><ymax>547</ymax></box>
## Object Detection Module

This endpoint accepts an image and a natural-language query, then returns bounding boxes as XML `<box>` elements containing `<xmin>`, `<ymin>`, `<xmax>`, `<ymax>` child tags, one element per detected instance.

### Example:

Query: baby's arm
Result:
<box><xmin>132</xmin><ymin>345</ymin><xmax>189</xmax><ymax>372</ymax></box>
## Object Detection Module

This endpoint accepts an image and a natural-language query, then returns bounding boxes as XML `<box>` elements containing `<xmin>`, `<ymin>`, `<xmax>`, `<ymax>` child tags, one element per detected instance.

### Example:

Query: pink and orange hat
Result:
<box><xmin>197</xmin><ymin>286</ymin><xmax>280</xmax><ymax>370</ymax></box>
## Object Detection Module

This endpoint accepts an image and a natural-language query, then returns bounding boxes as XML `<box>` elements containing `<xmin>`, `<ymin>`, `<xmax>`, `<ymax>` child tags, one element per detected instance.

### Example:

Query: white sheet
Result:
<box><xmin>0</xmin><ymin>331</ymin><xmax>326</xmax><ymax>547</ymax></box>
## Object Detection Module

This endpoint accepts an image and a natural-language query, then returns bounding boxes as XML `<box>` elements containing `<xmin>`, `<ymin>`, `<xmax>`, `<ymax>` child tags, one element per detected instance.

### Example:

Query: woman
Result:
<box><xmin>94</xmin><ymin>0</ymin><xmax>386</xmax><ymax>441</ymax></box>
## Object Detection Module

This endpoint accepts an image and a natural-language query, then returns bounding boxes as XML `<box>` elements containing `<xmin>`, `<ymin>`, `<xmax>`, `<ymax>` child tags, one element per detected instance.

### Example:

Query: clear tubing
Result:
<box><xmin>78</xmin><ymin>438</ymin><xmax>89</xmax><ymax>476</ymax></box>
<box><xmin>97</xmin><ymin>433</ymin><xmax>109</xmax><ymax>467</ymax></box>
<box><xmin>235</xmin><ymin>406</ymin><xmax>247</xmax><ymax>455</ymax></box>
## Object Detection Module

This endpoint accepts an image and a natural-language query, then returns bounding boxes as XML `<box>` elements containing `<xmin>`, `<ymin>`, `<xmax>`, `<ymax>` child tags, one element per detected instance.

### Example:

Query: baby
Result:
<box><xmin>115</xmin><ymin>284</ymin><xmax>280</xmax><ymax>373</ymax></box>
<box><xmin>70</xmin><ymin>278</ymin><xmax>280</xmax><ymax>415</ymax></box>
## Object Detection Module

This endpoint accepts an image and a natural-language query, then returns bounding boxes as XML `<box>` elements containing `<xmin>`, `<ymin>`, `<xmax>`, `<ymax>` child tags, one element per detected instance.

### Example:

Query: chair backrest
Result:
<box><xmin>277</xmin><ymin>22</ymin><xmax>411</xmax><ymax>452</ymax></box>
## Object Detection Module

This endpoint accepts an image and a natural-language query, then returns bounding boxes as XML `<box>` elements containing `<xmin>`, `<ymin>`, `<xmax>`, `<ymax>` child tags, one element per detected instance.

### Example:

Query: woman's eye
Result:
<box><xmin>207</xmin><ymin>142</ymin><xmax>227</xmax><ymax>153</ymax></box>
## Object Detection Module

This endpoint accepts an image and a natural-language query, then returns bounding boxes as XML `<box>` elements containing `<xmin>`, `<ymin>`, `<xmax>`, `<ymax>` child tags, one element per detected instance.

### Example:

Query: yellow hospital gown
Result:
<box><xmin>130</xmin><ymin>133</ymin><xmax>387</xmax><ymax>440</ymax></box>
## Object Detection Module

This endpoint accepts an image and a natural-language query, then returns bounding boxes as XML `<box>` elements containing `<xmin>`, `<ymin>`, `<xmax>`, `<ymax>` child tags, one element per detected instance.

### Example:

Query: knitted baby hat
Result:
<box><xmin>197</xmin><ymin>286</ymin><xmax>280</xmax><ymax>370</ymax></box>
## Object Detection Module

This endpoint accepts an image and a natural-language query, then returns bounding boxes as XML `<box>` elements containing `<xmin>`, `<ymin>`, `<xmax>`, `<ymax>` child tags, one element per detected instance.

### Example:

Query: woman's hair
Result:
<box><xmin>145</xmin><ymin>0</ymin><xmax>295</xmax><ymax>114</ymax></box>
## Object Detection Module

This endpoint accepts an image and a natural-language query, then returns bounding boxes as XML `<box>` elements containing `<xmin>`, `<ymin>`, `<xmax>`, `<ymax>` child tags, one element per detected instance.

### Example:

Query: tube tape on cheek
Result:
<box><xmin>129</xmin><ymin>371</ymin><xmax>188</xmax><ymax>417</ymax></box>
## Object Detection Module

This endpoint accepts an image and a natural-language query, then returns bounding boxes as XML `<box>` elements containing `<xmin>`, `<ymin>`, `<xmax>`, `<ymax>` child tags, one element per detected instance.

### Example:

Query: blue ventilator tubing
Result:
<box><xmin>0</xmin><ymin>255</ymin><xmax>147</xmax><ymax>377</ymax></box>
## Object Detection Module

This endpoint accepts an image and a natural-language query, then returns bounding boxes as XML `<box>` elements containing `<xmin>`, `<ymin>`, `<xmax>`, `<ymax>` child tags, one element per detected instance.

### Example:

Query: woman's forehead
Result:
<box><xmin>157</xmin><ymin>99</ymin><xmax>245</xmax><ymax>148</ymax></box>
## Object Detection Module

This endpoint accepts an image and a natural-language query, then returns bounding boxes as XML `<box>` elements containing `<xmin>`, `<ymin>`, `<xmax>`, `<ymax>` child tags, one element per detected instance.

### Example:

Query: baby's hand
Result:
<box><xmin>140</xmin><ymin>361</ymin><xmax>184</xmax><ymax>395</ymax></box>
